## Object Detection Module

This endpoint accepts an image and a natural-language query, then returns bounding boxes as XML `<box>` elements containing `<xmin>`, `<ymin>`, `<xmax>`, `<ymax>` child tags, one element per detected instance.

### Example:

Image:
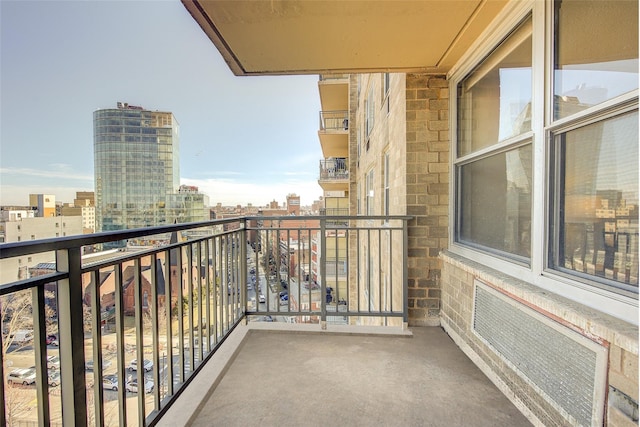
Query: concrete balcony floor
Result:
<box><xmin>160</xmin><ymin>324</ymin><xmax>531</xmax><ymax>427</ymax></box>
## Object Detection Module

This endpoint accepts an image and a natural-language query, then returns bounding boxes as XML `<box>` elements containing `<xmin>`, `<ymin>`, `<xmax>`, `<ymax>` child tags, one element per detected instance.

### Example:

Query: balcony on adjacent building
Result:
<box><xmin>318</xmin><ymin>158</ymin><xmax>349</xmax><ymax>191</ymax></box>
<box><xmin>318</xmin><ymin>110</ymin><xmax>349</xmax><ymax>158</ymax></box>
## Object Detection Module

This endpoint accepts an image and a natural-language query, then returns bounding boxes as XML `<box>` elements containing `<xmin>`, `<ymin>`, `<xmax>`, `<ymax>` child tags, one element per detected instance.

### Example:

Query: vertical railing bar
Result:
<box><xmin>222</xmin><ymin>235</ymin><xmax>228</xmax><ymax>335</ymax></box>
<box><xmin>150</xmin><ymin>253</ymin><xmax>160</xmax><ymax>409</ymax></box>
<box><xmin>356</xmin><ymin>228</ymin><xmax>361</xmax><ymax>313</ymax></box>
<box><xmin>90</xmin><ymin>270</ymin><xmax>104</xmax><ymax>427</ymax></box>
<box><xmin>196</xmin><ymin>243</ymin><xmax>203</xmax><ymax>365</ymax></box>
<box><xmin>403</xmin><ymin>219</ymin><xmax>409</xmax><ymax>328</ymax></box>
<box><xmin>176</xmin><ymin>247</ymin><xmax>185</xmax><ymax>385</ymax></box>
<box><xmin>213</xmin><ymin>237</ymin><xmax>219</xmax><ymax>344</ymax></box>
<box><xmin>56</xmin><ymin>247</ymin><xmax>87</xmax><ymax>427</ymax></box>
<box><xmin>320</xmin><ymin>217</ymin><xmax>327</xmax><ymax>329</ymax></box>
<box><xmin>204</xmin><ymin>240</ymin><xmax>211</xmax><ymax>353</ymax></box>
<box><xmin>389</xmin><ymin>228</ymin><xmax>393</xmax><ymax>313</ymax></box>
<box><xmin>164</xmin><ymin>249</ymin><xmax>174</xmax><ymax>398</ymax></box>
<box><xmin>32</xmin><ymin>283</ymin><xmax>51</xmax><ymax>427</ymax></box>
<box><xmin>114</xmin><ymin>263</ymin><xmax>127</xmax><ymax>426</ymax></box>
<box><xmin>345</xmin><ymin>226</ymin><xmax>350</xmax><ymax>318</ymax></box>
<box><xmin>133</xmin><ymin>258</ymin><xmax>145</xmax><ymax>426</ymax></box>
<box><xmin>334</xmin><ymin>226</ymin><xmax>339</xmax><ymax>310</ymax></box>
<box><xmin>187</xmin><ymin>245</ymin><xmax>195</xmax><ymax>374</ymax></box>
<box><xmin>0</xmin><ymin>329</ymin><xmax>5</xmax><ymax>427</ymax></box>
<box><xmin>286</xmin><ymin>228</ymin><xmax>291</xmax><ymax>313</ymax></box>
<box><xmin>240</xmin><ymin>226</ymin><xmax>247</xmax><ymax>320</ymax></box>
<box><xmin>378</xmin><ymin>227</ymin><xmax>382</xmax><ymax>315</ymax></box>
<box><xmin>367</xmin><ymin>228</ymin><xmax>372</xmax><ymax>313</ymax></box>
<box><xmin>308</xmin><ymin>229</ymin><xmax>312</xmax><ymax>315</ymax></box>
<box><xmin>218</xmin><ymin>235</ymin><xmax>224</xmax><ymax>339</ymax></box>
<box><xmin>265</xmin><ymin>230</ymin><xmax>270</xmax><ymax>315</ymax></box>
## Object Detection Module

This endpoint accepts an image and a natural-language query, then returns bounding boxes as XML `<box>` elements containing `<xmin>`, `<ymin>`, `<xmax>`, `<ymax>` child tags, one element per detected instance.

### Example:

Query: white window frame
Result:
<box><xmin>448</xmin><ymin>0</ymin><xmax>638</xmax><ymax>324</ymax></box>
<box><xmin>384</xmin><ymin>151</ymin><xmax>390</xmax><ymax>218</ymax></box>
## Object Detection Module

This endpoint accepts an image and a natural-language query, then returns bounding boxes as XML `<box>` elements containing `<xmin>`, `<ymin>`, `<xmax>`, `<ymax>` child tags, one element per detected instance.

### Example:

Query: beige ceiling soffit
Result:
<box><xmin>437</xmin><ymin>0</ymin><xmax>509</xmax><ymax>70</ymax></box>
<box><xmin>182</xmin><ymin>0</ymin><xmax>247</xmax><ymax>76</ymax></box>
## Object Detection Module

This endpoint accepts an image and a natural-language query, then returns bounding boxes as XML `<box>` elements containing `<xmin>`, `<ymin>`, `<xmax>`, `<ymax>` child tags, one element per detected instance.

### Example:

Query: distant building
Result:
<box><xmin>165</xmin><ymin>185</ymin><xmax>210</xmax><ymax>224</ymax></box>
<box><xmin>93</xmin><ymin>102</ymin><xmax>181</xmax><ymax>237</ymax></box>
<box><xmin>0</xmin><ymin>216</ymin><xmax>83</xmax><ymax>283</ymax></box>
<box><xmin>60</xmin><ymin>191</ymin><xmax>96</xmax><ymax>233</ymax></box>
<box><xmin>29</xmin><ymin>194</ymin><xmax>56</xmax><ymax>217</ymax></box>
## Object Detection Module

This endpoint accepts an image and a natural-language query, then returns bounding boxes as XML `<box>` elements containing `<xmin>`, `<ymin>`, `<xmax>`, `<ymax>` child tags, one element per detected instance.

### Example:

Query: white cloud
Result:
<box><xmin>0</xmin><ymin>167</ymin><xmax>93</xmax><ymax>182</ymax></box>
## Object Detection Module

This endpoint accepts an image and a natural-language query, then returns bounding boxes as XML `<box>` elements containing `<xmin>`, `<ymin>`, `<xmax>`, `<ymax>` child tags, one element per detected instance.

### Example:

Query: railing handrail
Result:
<box><xmin>0</xmin><ymin>214</ymin><xmax>411</xmax><ymax>426</ymax></box>
<box><xmin>0</xmin><ymin>217</ymin><xmax>245</xmax><ymax>259</ymax></box>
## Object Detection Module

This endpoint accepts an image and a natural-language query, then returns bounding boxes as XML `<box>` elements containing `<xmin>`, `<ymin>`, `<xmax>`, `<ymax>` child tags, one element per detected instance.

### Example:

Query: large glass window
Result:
<box><xmin>554</xmin><ymin>0</ymin><xmax>638</xmax><ymax>120</ymax></box>
<box><xmin>550</xmin><ymin>110</ymin><xmax>638</xmax><ymax>291</ymax></box>
<box><xmin>458</xmin><ymin>18</ymin><xmax>532</xmax><ymax>157</ymax></box>
<box><xmin>456</xmin><ymin>17</ymin><xmax>533</xmax><ymax>259</ymax></box>
<box><xmin>458</xmin><ymin>145</ymin><xmax>532</xmax><ymax>258</ymax></box>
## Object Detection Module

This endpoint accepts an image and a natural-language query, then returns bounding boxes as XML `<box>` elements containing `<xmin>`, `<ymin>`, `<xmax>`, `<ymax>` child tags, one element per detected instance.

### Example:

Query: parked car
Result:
<box><xmin>102</xmin><ymin>374</ymin><xmax>119</xmax><ymax>391</ymax></box>
<box><xmin>10</xmin><ymin>330</ymin><xmax>33</xmax><ymax>345</ymax></box>
<box><xmin>46</xmin><ymin>334</ymin><xmax>59</xmax><ymax>346</ymax></box>
<box><xmin>128</xmin><ymin>359</ymin><xmax>153</xmax><ymax>372</ymax></box>
<box><xmin>47</xmin><ymin>355</ymin><xmax>60</xmax><ymax>370</ymax></box>
<box><xmin>258</xmin><ymin>294</ymin><xmax>266</xmax><ymax>303</ymax></box>
<box><xmin>7</xmin><ymin>367</ymin><xmax>36</xmax><ymax>385</ymax></box>
<box><xmin>86</xmin><ymin>358</ymin><xmax>112</xmax><ymax>371</ymax></box>
<box><xmin>125</xmin><ymin>379</ymin><xmax>153</xmax><ymax>394</ymax></box>
<box><xmin>48</xmin><ymin>370</ymin><xmax>61</xmax><ymax>387</ymax></box>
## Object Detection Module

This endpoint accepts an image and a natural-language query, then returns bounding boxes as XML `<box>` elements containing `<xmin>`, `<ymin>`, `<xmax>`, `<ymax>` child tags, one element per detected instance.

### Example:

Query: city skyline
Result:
<box><xmin>0</xmin><ymin>0</ymin><xmax>323</xmax><ymax>208</ymax></box>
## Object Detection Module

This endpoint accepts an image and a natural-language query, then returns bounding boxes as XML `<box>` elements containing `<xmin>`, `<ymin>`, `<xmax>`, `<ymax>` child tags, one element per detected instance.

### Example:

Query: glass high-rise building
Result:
<box><xmin>94</xmin><ymin>102</ymin><xmax>180</xmax><ymax>235</ymax></box>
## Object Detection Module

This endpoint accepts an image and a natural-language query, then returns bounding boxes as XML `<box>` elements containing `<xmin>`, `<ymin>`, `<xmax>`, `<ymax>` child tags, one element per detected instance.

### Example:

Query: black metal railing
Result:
<box><xmin>0</xmin><ymin>216</ymin><xmax>409</xmax><ymax>426</ymax></box>
<box><xmin>319</xmin><ymin>158</ymin><xmax>349</xmax><ymax>181</ymax></box>
<box><xmin>319</xmin><ymin>110</ymin><xmax>349</xmax><ymax>131</ymax></box>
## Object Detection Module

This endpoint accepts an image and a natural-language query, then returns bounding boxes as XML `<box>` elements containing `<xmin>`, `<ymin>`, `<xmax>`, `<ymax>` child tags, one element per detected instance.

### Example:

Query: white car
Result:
<box><xmin>128</xmin><ymin>359</ymin><xmax>153</xmax><ymax>372</ymax></box>
<box><xmin>125</xmin><ymin>379</ymin><xmax>153</xmax><ymax>394</ymax></box>
<box><xmin>258</xmin><ymin>294</ymin><xmax>266</xmax><ymax>303</ymax></box>
<box><xmin>7</xmin><ymin>367</ymin><xmax>36</xmax><ymax>385</ymax></box>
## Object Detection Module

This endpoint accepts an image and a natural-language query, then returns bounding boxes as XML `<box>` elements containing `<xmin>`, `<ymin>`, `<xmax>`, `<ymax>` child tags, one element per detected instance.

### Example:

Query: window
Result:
<box><xmin>455</xmin><ymin>17</ymin><xmax>533</xmax><ymax>260</ymax></box>
<box><xmin>383</xmin><ymin>73</ymin><xmax>390</xmax><ymax>114</ymax></box>
<box><xmin>356</xmin><ymin>182</ymin><xmax>361</xmax><ymax>215</ymax></box>
<box><xmin>546</xmin><ymin>0</ymin><xmax>639</xmax><ymax>296</ymax></box>
<box><xmin>549</xmin><ymin>110</ymin><xmax>638</xmax><ymax>292</ymax></box>
<box><xmin>31</xmin><ymin>235</ymin><xmax>35</xmax><ymax>240</ymax></box>
<box><xmin>553</xmin><ymin>0</ymin><xmax>638</xmax><ymax>120</ymax></box>
<box><xmin>366</xmin><ymin>169</ymin><xmax>375</xmax><ymax>215</ymax></box>
<box><xmin>365</xmin><ymin>84</ymin><xmax>375</xmax><ymax>139</ymax></box>
<box><xmin>384</xmin><ymin>152</ymin><xmax>390</xmax><ymax>217</ymax></box>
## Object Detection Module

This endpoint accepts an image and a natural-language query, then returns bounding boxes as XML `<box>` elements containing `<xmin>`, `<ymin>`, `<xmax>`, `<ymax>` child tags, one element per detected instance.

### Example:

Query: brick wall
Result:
<box><xmin>405</xmin><ymin>74</ymin><xmax>449</xmax><ymax>326</ymax></box>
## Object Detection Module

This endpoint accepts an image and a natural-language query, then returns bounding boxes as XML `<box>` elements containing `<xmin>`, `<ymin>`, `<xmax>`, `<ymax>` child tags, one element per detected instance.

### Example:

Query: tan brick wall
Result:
<box><xmin>405</xmin><ymin>74</ymin><xmax>449</xmax><ymax>326</ymax></box>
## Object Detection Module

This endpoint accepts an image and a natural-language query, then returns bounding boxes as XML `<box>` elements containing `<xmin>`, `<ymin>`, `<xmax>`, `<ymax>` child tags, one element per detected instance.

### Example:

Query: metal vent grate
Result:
<box><xmin>473</xmin><ymin>280</ymin><xmax>607</xmax><ymax>426</ymax></box>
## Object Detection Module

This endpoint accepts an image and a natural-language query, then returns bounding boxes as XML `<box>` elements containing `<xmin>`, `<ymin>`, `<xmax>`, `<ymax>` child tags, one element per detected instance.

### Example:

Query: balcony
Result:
<box><xmin>318</xmin><ymin>158</ymin><xmax>349</xmax><ymax>191</ymax></box>
<box><xmin>1</xmin><ymin>216</ymin><xmax>433</xmax><ymax>426</ymax></box>
<box><xmin>318</xmin><ymin>75</ymin><xmax>349</xmax><ymax>111</ymax></box>
<box><xmin>318</xmin><ymin>110</ymin><xmax>349</xmax><ymax>158</ymax></box>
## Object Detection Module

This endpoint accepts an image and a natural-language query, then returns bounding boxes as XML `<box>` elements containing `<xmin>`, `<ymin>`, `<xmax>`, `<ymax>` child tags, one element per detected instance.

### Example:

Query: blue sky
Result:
<box><xmin>0</xmin><ymin>0</ymin><xmax>323</xmax><ymax>207</ymax></box>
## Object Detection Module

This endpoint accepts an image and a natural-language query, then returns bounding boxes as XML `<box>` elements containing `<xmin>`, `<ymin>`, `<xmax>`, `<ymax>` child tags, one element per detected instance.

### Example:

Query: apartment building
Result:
<box><xmin>29</xmin><ymin>194</ymin><xmax>56</xmax><ymax>217</ymax></box>
<box><xmin>186</xmin><ymin>1</ymin><xmax>638</xmax><ymax>425</ymax></box>
<box><xmin>93</xmin><ymin>102</ymin><xmax>180</xmax><ymax>234</ymax></box>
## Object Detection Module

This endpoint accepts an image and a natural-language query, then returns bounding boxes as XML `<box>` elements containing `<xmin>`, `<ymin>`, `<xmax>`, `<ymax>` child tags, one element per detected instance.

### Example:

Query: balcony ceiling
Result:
<box><xmin>182</xmin><ymin>0</ymin><xmax>508</xmax><ymax>76</ymax></box>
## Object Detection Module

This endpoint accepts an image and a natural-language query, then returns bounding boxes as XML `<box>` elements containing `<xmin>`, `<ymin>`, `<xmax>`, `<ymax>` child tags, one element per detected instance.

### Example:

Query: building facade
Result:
<box><xmin>93</xmin><ymin>102</ymin><xmax>180</xmax><ymax>234</ymax></box>
<box><xmin>296</xmin><ymin>2</ymin><xmax>638</xmax><ymax>425</ymax></box>
<box><xmin>0</xmin><ymin>216</ymin><xmax>83</xmax><ymax>283</ymax></box>
<box><xmin>29</xmin><ymin>194</ymin><xmax>56</xmax><ymax>218</ymax></box>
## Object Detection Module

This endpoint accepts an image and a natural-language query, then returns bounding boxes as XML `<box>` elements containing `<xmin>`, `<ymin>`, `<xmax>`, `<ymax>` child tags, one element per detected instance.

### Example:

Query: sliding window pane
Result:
<box><xmin>458</xmin><ymin>18</ymin><xmax>532</xmax><ymax>157</ymax></box>
<box><xmin>554</xmin><ymin>0</ymin><xmax>638</xmax><ymax>120</ymax></box>
<box><xmin>458</xmin><ymin>144</ymin><xmax>532</xmax><ymax>258</ymax></box>
<box><xmin>552</xmin><ymin>111</ymin><xmax>638</xmax><ymax>290</ymax></box>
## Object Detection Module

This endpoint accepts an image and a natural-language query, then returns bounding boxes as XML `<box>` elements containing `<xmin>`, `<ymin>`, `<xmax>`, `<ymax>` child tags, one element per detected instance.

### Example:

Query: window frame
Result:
<box><xmin>448</xmin><ymin>0</ymin><xmax>638</xmax><ymax>323</ymax></box>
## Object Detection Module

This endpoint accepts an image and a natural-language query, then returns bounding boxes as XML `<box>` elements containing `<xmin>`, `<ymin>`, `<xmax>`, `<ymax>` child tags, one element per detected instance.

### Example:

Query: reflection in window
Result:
<box><xmin>552</xmin><ymin>111</ymin><xmax>638</xmax><ymax>290</ymax></box>
<box><xmin>554</xmin><ymin>0</ymin><xmax>638</xmax><ymax>119</ymax></box>
<box><xmin>458</xmin><ymin>144</ymin><xmax>532</xmax><ymax>259</ymax></box>
<box><xmin>458</xmin><ymin>18</ymin><xmax>532</xmax><ymax>157</ymax></box>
